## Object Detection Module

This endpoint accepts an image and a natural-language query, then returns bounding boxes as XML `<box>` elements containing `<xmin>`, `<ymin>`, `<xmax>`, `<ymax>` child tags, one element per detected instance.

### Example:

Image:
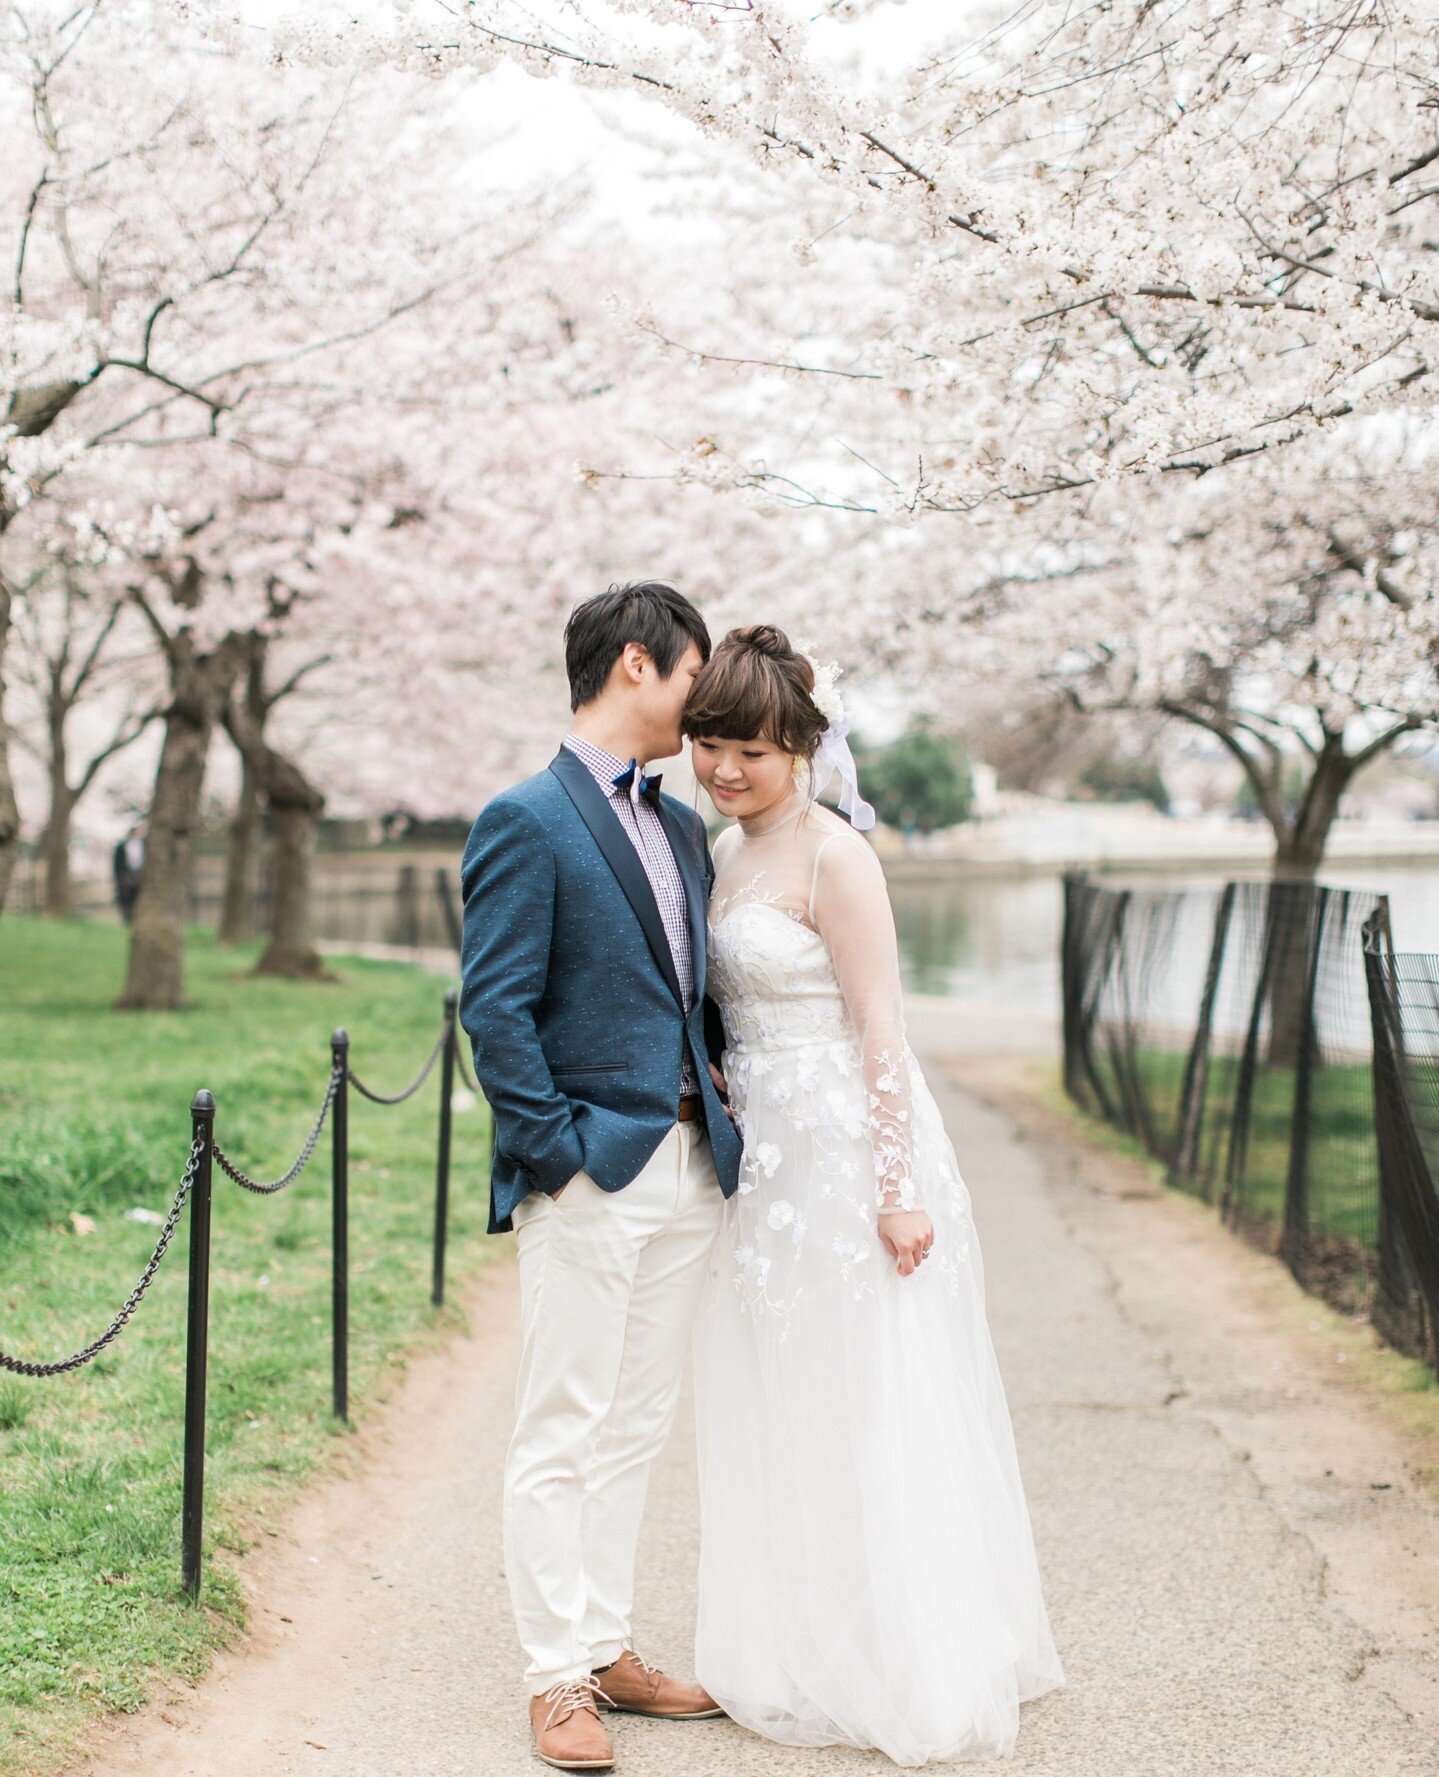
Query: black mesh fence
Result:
<box><xmin>1061</xmin><ymin>871</ymin><xmax>1396</xmax><ymax>1340</ymax></box>
<box><xmin>1364</xmin><ymin>912</ymin><xmax>1439</xmax><ymax>1371</ymax></box>
<box><xmin>1060</xmin><ymin>878</ymin><xmax>1223</xmax><ymax>1169</ymax></box>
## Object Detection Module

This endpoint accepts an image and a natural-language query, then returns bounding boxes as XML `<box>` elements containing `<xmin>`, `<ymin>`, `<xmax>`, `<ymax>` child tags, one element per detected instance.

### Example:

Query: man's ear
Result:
<box><xmin>617</xmin><ymin>641</ymin><xmax>650</xmax><ymax>686</ymax></box>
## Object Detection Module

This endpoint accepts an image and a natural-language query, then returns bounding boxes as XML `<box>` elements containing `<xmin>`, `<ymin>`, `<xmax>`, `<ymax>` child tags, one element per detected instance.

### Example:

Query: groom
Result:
<box><xmin>459</xmin><ymin>582</ymin><xmax>742</xmax><ymax>1770</ymax></box>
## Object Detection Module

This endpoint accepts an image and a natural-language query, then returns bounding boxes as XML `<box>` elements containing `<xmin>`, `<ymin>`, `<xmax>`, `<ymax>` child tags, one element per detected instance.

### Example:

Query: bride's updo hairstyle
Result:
<box><xmin>680</xmin><ymin>625</ymin><xmax>829</xmax><ymax>764</ymax></box>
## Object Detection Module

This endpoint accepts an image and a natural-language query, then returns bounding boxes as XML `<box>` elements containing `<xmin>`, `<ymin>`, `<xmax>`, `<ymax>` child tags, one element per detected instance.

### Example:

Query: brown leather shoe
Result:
<box><xmin>592</xmin><ymin>1648</ymin><xmax>725</xmax><ymax>1720</ymax></box>
<box><xmin>529</xmin><ymin>1677</ymin><xmax>616</xmax><ymax>1770</ymax></box>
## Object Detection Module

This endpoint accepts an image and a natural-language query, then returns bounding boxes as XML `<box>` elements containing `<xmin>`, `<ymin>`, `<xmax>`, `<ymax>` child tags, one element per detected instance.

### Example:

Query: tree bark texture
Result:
<box><xmin>222</xmin><ymin>643</ymin><xmax>327</xmax><ymax>980</ymax></box>
<box><xmin>118</xmin><ymin>584</ymin><xmax>246</xmax><ymax>1009</ymax></box>
<box><xmin>0</xmin><ymin>579</ymin><xmax>20</xmax><ymax>916</ymax></box>
<box><xmin>219</xmin><ymin>753</ymin><xmax>262</xmax><ymax>945</ymax></box>
<box><xmin>1263</xmin><ymin>739</ymin><xmax>1351</xmax><ymax>1069</ymax></box>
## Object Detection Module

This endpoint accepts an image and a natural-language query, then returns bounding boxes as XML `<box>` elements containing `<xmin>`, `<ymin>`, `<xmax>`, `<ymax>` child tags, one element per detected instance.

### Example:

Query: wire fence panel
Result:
<box><xmin>1060</xmin><ymin>871</ymin><xmax>1393</xmax><ymax>1340</ymax></box>
<box><xmin>1364</xmin><ymin>917</ymin><xmax>1439</xmax><ymax>1370</ymax></box>
<box><xmin>1060</xmin><ymin>876</ymin><xmax>1217</xmax><ymax>1167</ymax></box>
<box><xmin>1293</xmin><ymin>888</ymin><xmax>1384</xmax><ymax>1304</ymax></box>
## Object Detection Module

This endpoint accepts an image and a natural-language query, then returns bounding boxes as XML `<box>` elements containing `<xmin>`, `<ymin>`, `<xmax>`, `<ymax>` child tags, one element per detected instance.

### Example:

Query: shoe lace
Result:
<box><xmin>624</xmin><ymin>1649</ymin><xmax>662</xmax><ymax>1680</ymax></box>
<box><xmin>542</xmin><ymin>1674</ymin><xmax>612</xmax><ymax>1730</ymax></box>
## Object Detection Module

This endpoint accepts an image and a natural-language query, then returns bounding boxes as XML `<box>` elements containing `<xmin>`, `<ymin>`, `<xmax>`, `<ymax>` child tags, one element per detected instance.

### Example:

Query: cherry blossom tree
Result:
<box><xmin>34</xmin><ymin>0</ymin><xmax>1432</xmax><ymax>941</ymax></box>
<box><xmin>194</xmin><ymin>1</ymin><xmax>1439</xmax><ymax>511</ymax></box>
<box><xmin>2</xmin><ymin>0</ymin><xmax>601</xmax><ymax>1005</ymax></box>
<box><xmin>5</xmin><ymin>505</ymin><xmax>161</xmax><ymax>914</ymax></box>
<box><xmin>0</xmin><ymin>0</ymin><xmax>523</xmax><ymax>923</ymax></box>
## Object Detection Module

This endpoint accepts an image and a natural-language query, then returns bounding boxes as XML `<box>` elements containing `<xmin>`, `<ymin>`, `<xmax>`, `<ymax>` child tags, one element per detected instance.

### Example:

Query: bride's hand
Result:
<box><xmin>877</xmin><ymin>1211</ymin><xmax>934</xmax><ymax>1277</ymax></box>
<box><xmin>708</xmin><ymin>1061</ymin><xmax>738</xmax><ymax>1126</ymax></box>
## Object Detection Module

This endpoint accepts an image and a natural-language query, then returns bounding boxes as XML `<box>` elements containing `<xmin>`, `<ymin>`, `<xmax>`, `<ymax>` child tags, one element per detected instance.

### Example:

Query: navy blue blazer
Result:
<box><xmin>459</xmin><ymin>745</ymin><xmax>744</xmax><ymax>1234</ymax></box>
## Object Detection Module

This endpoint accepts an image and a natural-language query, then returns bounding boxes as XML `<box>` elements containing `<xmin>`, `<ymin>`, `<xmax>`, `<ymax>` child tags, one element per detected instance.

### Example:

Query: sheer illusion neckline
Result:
<box><xmin>735</xmin><ymin>789</ymin><xmax>811</xmax><ymax>837</ymax></box>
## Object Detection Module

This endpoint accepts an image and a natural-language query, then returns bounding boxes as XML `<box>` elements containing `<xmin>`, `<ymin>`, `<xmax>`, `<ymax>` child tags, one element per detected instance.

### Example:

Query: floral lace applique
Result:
<box><xmin>703</xmin><ymin>807</ymin><xmax>975</xmax><ymax>1324</ymax></box>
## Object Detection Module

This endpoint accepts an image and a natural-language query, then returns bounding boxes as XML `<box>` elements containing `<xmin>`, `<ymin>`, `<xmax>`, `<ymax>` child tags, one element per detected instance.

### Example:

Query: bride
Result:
<box><xmin>681</xmin><ymin>626</ymin><xmax>1063</xmax><ymax>1768</ymax></box>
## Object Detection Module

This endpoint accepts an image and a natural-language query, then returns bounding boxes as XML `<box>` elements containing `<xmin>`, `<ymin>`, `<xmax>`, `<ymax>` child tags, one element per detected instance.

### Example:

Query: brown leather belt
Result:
<box><xmin>676</xmin><ymin>1093</ymin><xmax>702</xmax><ymax>1122</ymax></box>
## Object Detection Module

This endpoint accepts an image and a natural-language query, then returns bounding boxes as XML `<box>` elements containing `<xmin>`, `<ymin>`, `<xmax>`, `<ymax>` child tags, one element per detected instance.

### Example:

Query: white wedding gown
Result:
<box><xmin>692</xmin><ymin>796</ymin><xmax>1064</xmax><ymax>1767</ymax></box>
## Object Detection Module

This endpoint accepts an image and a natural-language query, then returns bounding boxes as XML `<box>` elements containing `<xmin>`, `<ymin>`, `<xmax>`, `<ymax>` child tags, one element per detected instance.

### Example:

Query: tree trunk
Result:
<box><xmin>219</xmin><ymin>753</ymin><xmax>261</xmax><ymax>944</ymax></box>
<box><xmin>219</xmin><ymin>644</ymin><xmax>268</xmax><ymax>945</ymax></box>
<box><xmin>255</xmin><ymin>785</ymin><xmax>325</xmax><ymax>978</ymax></box>
<box><xmin>116</xmin><ymin>701</ymin><xmax>214</xmax><ymax>1010</ymax></box>
<box><xmin>1262</xmin><ymin>878</ymin><xmax>1320</xmax><ymax>1071</ymax></box>
<box><xmin>39</xmin><ymin>783</ymin><xmax>77</xmax><ymax>917</ymax></box>
<box><xmin>222</xmin><ymin>647</ymin><xmax>327</xmax><ymax>980</ymax></box>
<box><xmin>1263</xmin><ymin>739</ymin><xmax>1349</xmax><ymax>1069</ymax></box>
<box><xmin>117</xmin><ymin>626</ymin><xmax>244</xmax><ymax>1011</ymax></box>
<box><xmin>0</xmin><ymin>578</ymin><xmax>20</xmax><ymax>915</ymax></box>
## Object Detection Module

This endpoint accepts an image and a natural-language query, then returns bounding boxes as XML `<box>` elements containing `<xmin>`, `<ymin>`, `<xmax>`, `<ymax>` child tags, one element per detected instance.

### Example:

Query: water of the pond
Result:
<box><xmin>887</xmin><ymin>860</ymin><xmax>1439</xmax><ymax>1017</ymax></box>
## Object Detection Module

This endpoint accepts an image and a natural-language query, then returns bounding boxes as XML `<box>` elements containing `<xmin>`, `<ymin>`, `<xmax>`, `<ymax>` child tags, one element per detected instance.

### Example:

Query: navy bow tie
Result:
<box><xmin>612</xmin><ymin>758</ymin><xmax>663</xmax><ymax>809</ymax></box>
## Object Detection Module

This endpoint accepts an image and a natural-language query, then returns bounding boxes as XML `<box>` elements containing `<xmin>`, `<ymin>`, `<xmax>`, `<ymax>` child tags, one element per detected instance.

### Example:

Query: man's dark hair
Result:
<box><xmin>564</xmin><ymin>581</ymin><xmax>711</xmax><ymax>711</ymax></box>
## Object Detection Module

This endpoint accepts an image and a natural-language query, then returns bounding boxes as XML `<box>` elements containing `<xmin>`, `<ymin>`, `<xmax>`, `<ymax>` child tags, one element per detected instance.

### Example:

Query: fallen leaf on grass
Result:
<box><xmin>70</xmin><ymin>1212</ymin><xmax>97</xmax><ymax>1236</ymax></box>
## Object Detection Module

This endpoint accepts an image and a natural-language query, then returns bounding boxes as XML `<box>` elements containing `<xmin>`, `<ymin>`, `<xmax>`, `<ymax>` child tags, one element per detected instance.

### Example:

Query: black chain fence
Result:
<box><xmin>214</xmin><ymin>1065</ymin><xmax>344</xmax><ymax>1195</ymax></box>
<box><xmin>348</xmin><ymin>1020</ymin><xmax>451</xmax><ymax>1105</ymax></box>
<box><xmin>0</xmin><ymin>989</ymin><xmax>469</xmax><ymax>1596</ymax></box>
<box><xmin>0</xmin><ymin>1137</ymin><xmax>207</xmax><ymax>1378</ymax></box>
<box><xmin>1059</xmin><ymin>872</ymin><xmax>1434</xmax><ymax>1367</ymax></box>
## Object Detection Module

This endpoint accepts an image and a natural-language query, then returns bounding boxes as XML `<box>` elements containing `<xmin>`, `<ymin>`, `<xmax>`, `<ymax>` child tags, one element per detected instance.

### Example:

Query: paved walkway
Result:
<box><xmin>71</xmin><ymin>1001</ymin><xmax>1438</xmax><ymax>1776</ymax></box>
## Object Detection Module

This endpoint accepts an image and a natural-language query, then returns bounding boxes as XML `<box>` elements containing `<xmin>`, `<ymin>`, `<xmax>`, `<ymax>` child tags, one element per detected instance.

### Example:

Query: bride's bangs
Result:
<box><xmin>681</xmin><ymin>632</ymin><xmax>819</xmax><ymax>755</ymax></box>
<box><xmin>682</xmin><ymin>673</ymin><xmax>785</xmax><ymax>747</ymax></box>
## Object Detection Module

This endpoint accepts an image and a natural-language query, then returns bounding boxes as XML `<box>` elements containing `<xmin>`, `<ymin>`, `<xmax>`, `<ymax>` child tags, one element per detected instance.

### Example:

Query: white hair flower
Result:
<box><xmin>795</xmin><ymin>640</ymin><xmax>845</xmax><ymax>724</ymax></box>
<box><xmin>787</xmin><ymin>639</ymin><xmax>877</xmax><ymax>830</ymax></box>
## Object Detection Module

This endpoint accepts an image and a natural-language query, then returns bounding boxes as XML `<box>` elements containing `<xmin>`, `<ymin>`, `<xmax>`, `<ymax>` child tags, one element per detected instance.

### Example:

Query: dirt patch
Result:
<box><xmin>57</xmin><ymin>1260</ymin><xmax>521</xmax><ymax>1777</ymax></box>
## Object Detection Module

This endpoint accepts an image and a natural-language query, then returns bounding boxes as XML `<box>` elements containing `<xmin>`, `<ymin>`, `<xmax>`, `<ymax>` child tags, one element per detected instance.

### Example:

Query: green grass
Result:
<box><xmin>0</xmin><ymin>919</ymin><xmax>493</xmax><ymax>1776</ymax></box>
<box><xmin>1083</xmin><ymin>1041</ymin><xmax>1379</xmax><ymax>1250</ymax></box>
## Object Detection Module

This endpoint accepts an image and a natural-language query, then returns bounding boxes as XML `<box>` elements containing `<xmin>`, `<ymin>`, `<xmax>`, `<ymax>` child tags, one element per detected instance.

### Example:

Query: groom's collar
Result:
<box><xmin>561</xmin><ymin>731</ymin><xmax>631</xmax><ymax>783</ymax></box>
<box><xmin>563</xmin><ymin>732</ymin><xmax>668</xmax><ymax>812</ymax></box>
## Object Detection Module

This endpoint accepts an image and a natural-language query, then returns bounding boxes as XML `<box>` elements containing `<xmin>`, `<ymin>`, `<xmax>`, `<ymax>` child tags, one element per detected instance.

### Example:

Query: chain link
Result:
<box><xmin>0</xmin><ymin>1137</ymin><xmax>206</xmax><ymax>1379</ymax></box>
<box><xmin>454</xmin><ymin>1036</ymin><xmax>480</xmax><ymax>1096</ymax></box>
<box><xmin>347</xmin><ymin>1017</ymin><xmax>450</xmax><ymax>1105</ymax></box>
<box><xmin>213</xmin><ymin>1065</ymin><xmax>342</xmax><ymax>1195</ymax></box>
<box><xmin>4</xmin><ymin>1001</ymin><xmax>460</xmax><ymax>1380</ymax></box>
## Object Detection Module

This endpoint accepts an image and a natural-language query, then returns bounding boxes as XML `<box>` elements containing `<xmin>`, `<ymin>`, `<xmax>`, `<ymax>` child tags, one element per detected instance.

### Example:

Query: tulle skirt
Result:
<box><xmin>691</xmin><ymin>1046</ymin><xmax>1064</xmax><ymax>1766</ymax></box>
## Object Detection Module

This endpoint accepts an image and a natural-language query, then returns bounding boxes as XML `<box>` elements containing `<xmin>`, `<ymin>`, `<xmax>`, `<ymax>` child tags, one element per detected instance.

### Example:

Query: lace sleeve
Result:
<box><xmin>809</xmin><ymin>831</ymin><xmax>919</xmax><ymax>1214</ymax></box>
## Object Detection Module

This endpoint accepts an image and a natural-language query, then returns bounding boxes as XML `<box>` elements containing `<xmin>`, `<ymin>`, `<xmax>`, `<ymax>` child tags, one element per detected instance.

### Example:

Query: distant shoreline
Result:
<box><xmin>873</xmin><ymin>816</ymin><xmax>1439</xmax><ymax>880</ymax></box>
<box><xmin>880</xmin><ymin>848</ymin><xmax>1439</xmax><ymax>881</ymax></box>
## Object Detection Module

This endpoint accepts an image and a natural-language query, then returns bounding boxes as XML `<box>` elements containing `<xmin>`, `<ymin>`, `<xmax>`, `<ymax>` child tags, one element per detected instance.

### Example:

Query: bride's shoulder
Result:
<box><xmin>807</xmin><ymin>809</ymin><xmax>881</xmax><ymax>863</ymax></box>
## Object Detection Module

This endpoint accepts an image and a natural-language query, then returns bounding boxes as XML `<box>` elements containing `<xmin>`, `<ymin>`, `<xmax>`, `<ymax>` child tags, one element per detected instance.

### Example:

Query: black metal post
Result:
<box><xmin>330</xmin><ymin>1029</ymin><xmax>350</xmax><ymax>1424</ymax></box>
<box><xmin>181</xmin><ymin>1089</ymin><xmax>216</xmax><ymax>1600</ymax></box>
<box><xmin>437</xmin><ymin>868</ymin><xmax>463</xmax><ymax>954</ymax></box>
<box><xmin>396</xmin><ymin>864</ymin><xmax>420</xmax><ymax>950</ymax></box>
<box><xmin>1280</xmin><ymin>885</ymin><xmax>1327</xmax><ymax>1279</ymax></box>
<box><xmin>433</xmin><ymin>992</ymin><xmax>459</xmax><ymax>1307</ymax></box>
<box><xmin>1172</xmin><ymin>881</ymin><xmax>1236</xmax><ymax>1195</ymax></box>
<box><xmin>1225</xmin><ymin>883</ymin><xmax>1283</xmax><ymax>1227</ymax></box>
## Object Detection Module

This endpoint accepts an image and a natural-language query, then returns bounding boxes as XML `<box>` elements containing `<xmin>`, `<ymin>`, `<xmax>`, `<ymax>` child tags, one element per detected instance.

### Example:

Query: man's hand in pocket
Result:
<box><xmin>550</xmin><ymin>1167</ymin><xmax>587</xmax><ymax>1201</ymax></box>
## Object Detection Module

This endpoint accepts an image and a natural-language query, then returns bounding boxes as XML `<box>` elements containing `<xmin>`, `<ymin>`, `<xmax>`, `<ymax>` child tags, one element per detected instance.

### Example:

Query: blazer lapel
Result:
<box><xmin>548</xmin><ymin>747</ymin><xmax>686</xmax><ymax>1010</ymax></box>
<box><xmin>656</xmin><ymin>795</ymin><xmax>709</xmax><ymax>1003</ymax></box>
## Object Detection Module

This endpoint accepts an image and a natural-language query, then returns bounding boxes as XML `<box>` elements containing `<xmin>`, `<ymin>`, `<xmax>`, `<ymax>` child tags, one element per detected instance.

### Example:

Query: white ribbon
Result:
<box><xmin>808</xmin><ymin>709</ymin><xmax>876</xmax><ymax>830</ymax></box>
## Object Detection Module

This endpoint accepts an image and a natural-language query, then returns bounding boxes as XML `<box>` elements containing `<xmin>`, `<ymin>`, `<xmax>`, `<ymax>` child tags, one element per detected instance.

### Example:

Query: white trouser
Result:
<box><xmin>504</xmin><ymin>1118</ymin><xmax>723</xmax><ymax>1694</ymax></box>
